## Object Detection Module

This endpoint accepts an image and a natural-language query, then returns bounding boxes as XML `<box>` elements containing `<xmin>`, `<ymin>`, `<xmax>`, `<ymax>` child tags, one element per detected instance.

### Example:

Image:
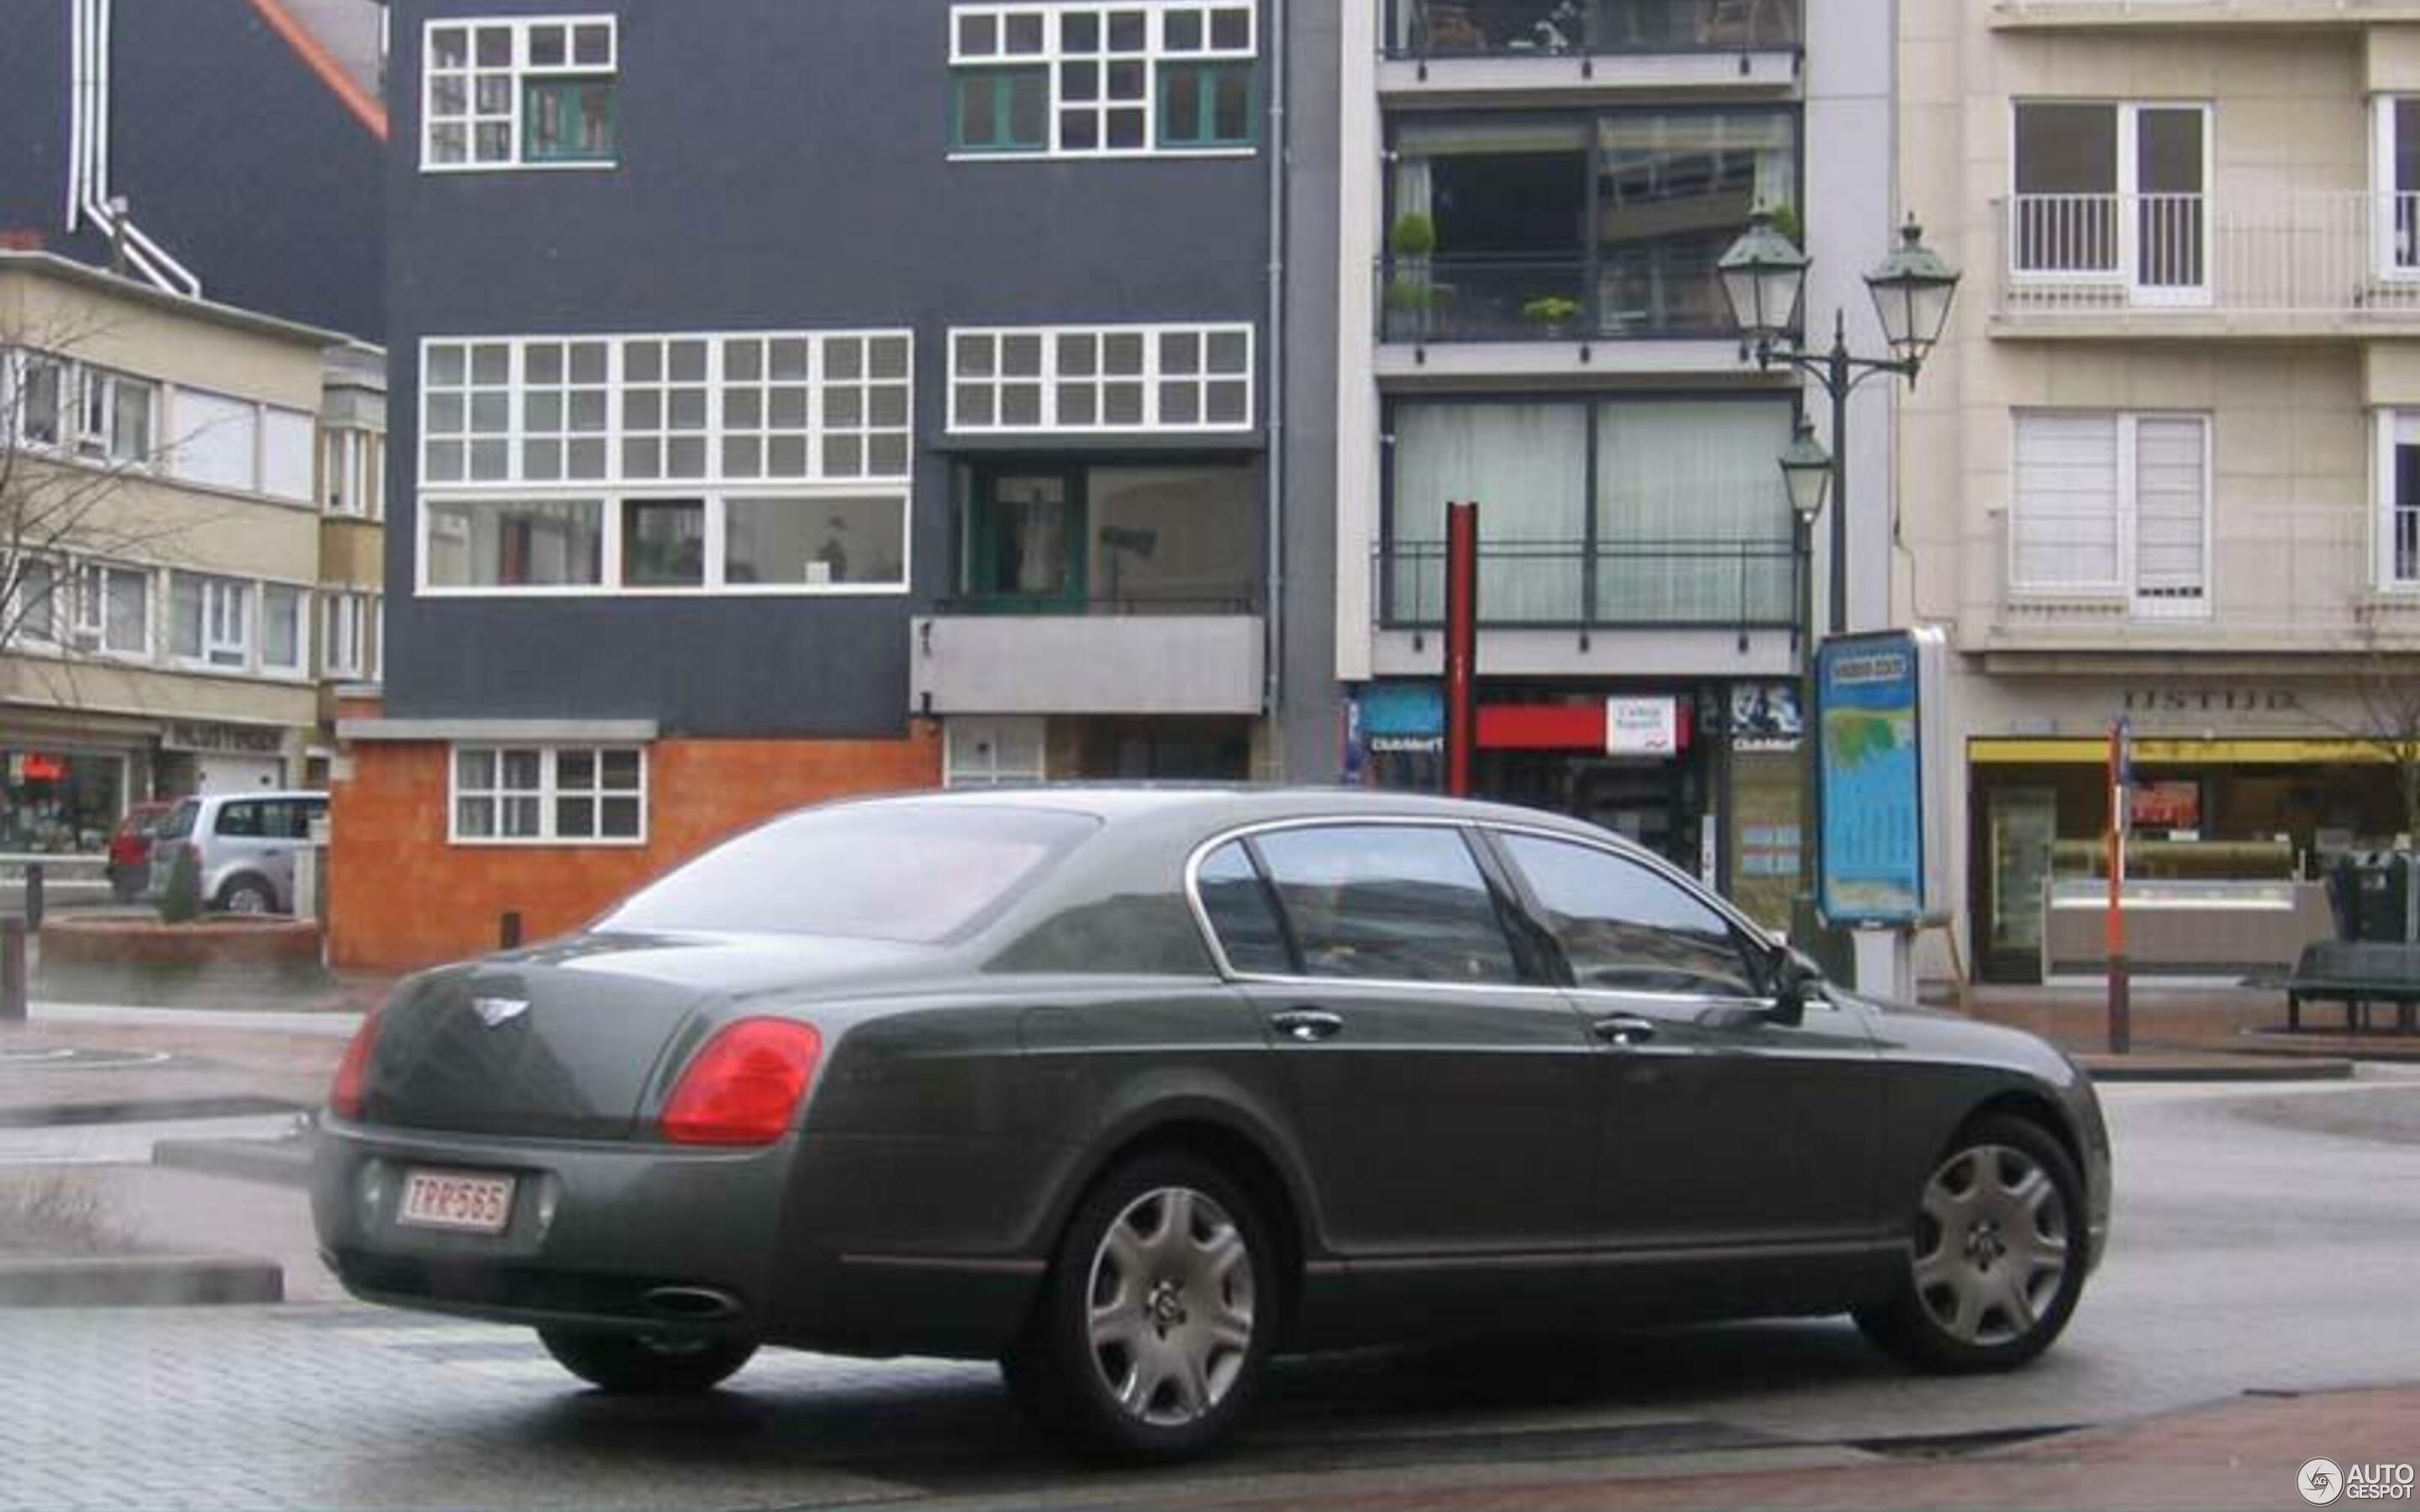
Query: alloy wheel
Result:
<box><xmin>1912</xmin><ymin>1142</ymin><xmax>2070</xmax><ymax>1347</ymax></box>
<box><xmin>1083</xmin><ymin>1186</ymin><xmax>1256</xmax><ymax>1428</ymax></box>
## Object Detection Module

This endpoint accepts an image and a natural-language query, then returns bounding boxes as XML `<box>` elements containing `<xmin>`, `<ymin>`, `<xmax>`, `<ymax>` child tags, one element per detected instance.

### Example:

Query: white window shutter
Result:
<box><xmin>2011</xmin><ymin>412</ymin><xmax>2122</xmax><ymax>591</ymax></box>
<box><xmin>2131</xmin><ymin>416</ymin><xmax>2207</xmax><ymax>612</ymax></box>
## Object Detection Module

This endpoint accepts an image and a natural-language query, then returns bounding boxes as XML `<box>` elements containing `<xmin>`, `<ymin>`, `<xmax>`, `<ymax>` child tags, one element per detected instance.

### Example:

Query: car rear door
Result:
<box><xmin>1483</xmin><ymin>828</ymin><xmax>1887</xmax><ymax>1252</ymax></box>
<box><xmin>1197</xmin><ymin>822</ymin><xmax>1600</xmax><ymax>1261</ymax></box>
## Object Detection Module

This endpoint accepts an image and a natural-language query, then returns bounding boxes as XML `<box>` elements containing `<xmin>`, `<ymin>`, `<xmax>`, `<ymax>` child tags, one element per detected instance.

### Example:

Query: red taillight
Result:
<box><xmin>329</xmin><ymin>1006</ymin><xmax>383</xmax><ymax>1121</ymax></box>
<box><xmin>660</xmin><ymin>1019</ymin><xmax>822</xmax><ymax>1147</ymax></box>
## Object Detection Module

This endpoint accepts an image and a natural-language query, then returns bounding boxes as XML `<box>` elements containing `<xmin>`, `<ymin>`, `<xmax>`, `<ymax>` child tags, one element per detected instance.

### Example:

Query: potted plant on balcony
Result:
<box><xmin>1523</xmin><ymin>293</ymin><xmax>1582</xmax><ymax>339</ymax></box>
<box><xmin>1386</xmin><ymin>212</ymin><xmax>1440</xmax><ymax>339</ymax></box>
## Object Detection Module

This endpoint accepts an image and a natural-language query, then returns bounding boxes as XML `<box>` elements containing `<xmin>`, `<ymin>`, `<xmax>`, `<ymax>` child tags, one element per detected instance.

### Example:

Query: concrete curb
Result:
<box><xmin>0</xmin><ymin>1095</ymin><xmax>306</xmax><ymax>1130</ymax></box>
<box><xmin>2075</xmin><ymin>1053</ymin><xmax>2355</xmax><ymax>1082</ymax></box>
<box><xmin>0</xmin><ymin>1252</ymin><xmax>282</xmax><ymax>1307</ymax></box>
<box><xmin>151</xmin><ymin>1135</ymin><xmax>313</xmax><ymax>1189</ymax></box>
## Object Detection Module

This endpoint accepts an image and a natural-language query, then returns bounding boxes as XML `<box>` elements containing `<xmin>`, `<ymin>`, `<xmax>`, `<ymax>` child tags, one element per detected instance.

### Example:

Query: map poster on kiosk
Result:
<box><xmin>1817</xmin><ymin>627</ymin><xmax>1951</xmax><ymax>927</ymax></box>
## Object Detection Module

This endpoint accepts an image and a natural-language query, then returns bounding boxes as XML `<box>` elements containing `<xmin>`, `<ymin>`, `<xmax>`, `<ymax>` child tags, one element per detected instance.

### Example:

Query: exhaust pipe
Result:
<box><xmin>641</xmin><ymin>1285</ymin><xmax>741</xmax><ymax>1322</ymax></box>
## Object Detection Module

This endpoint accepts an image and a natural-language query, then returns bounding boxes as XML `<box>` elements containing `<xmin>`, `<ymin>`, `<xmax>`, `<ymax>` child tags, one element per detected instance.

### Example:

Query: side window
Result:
<box><xmin>1254</xmin><ymin>824</ymin><xmax>1519</xmax><ymax>984</ymax></box>
<box><xmin>1195</xmin><ymin>841</ymin><xmax>1292</xmax><ymax>974</ymax></box>
<box><xmin>214</xmin><ymin>802</ymin><xmax>261</xmax><ymax>838</ymax></box>
<box><xmin>1499</xmin><ymin>833</ymin><xmax>1764</xmax><ymax>998</ymax></box>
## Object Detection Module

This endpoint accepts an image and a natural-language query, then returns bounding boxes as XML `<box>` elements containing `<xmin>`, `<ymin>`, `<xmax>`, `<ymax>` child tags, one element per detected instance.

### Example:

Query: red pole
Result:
<box><xmin>2107</xmin><ymin>720</ymin><xmax>2132</xmax><ymax>1053</ymax></box>
<box><xmin>1444</xmin><ymin>500</ymin><xmax>1479</xmax><ymax>798</ymax></box>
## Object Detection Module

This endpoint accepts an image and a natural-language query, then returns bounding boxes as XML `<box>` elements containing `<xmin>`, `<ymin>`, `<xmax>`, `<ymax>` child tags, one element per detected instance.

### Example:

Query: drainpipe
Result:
<box><xmin>1261</xmin><ymin>0</ymin><xmax>1287</xmax><ymax>764</ymax></box>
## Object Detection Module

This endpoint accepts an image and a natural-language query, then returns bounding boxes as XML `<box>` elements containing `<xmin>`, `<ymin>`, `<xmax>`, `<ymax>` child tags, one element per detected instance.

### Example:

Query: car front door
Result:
<box><xmin>1484</xmin><ymin>829</ymin><xmax>1887</xmax><ymax>1252</ymax></box>
<box><xmin>1197</xmin><ymin>824</ymin><xmax>1600</xmax><ymax>1262</ymax></box>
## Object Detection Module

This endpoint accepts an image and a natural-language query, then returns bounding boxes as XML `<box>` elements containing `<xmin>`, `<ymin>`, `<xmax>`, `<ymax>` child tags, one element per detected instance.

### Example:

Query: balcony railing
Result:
<box><xmin>1376</xmin><ymin>538</ymin><xmax>1800</xmax><ymax>628</ymax></box>
<box><xmin>1376</xmin><ymin>254</ymin><xmax>1735</xmax><ymax>343</ymax></box>
<box><xmin>1383</xmin><ymin>0</ymin><xmax>1802</xmax><ymax>58</ymax></box>
<box><xmin>1999</xmin><ymin>192</ymin><xmax>2420</xmax><ymax>319</ymax></box>
<box><xmin>937</xmin><ymin>590</ymin><xmax>1261</xmax><ymax>616</ymax></box>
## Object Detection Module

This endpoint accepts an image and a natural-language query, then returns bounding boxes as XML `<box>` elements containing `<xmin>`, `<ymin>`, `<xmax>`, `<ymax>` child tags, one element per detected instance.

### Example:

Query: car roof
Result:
<box><xmin>831</xmin><ymin>783</ymin><xmax>1620</xmax><ymax>840</ymax></box>
<box><xmin>186</xmin><ymin>790</ymin><xmax>328</xmax><ymax>806</ymax></box>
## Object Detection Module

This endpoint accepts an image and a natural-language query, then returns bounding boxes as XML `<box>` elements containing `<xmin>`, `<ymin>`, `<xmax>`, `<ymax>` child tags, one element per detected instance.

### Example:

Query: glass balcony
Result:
<box><xmin>1376</xmin><ymin>252</ymin><xmax>1736</xmax><ymax>343</ymax></box>
<box><xmin>1383</xmin><ymin>0</ymin><xmax>1801</xmax><ymax>58</ymax></box>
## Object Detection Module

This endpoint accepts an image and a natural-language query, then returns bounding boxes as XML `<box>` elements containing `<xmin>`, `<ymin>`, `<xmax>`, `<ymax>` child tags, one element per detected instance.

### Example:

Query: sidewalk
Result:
<box><xmin>1186</xmin><ymin>1386</ymin><xmax>2420</xmax><ymax>1511</ymax></box>
<box><xmin>1948</xmin><ymin>981</ymin><xmax>2412</xmax><ymax>1073</ymax></box>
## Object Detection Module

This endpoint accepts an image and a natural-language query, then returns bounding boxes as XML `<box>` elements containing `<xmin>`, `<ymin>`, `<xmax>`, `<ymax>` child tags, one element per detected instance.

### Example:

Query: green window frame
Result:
<box><xmin>953</xmin><ymin>66</ymin><xmax>1050</xmax><ymax>154</ymax></box>
<box><xmin>1157</xmin><ymin>60</ymin><xmax>1255</xmax><ymax>149</ymax></box>
<box><xmin>522</xmin><ymin>77</ymin><xmax>617</xmax><ymax>163</ymax></box>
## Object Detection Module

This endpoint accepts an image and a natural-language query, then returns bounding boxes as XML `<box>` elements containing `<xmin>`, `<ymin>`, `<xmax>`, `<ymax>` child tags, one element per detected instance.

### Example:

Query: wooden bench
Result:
<box><xmin>2283</xmin><ymin>941</ymin><xmax>2420</xmax><ymax>1034</ymax></box>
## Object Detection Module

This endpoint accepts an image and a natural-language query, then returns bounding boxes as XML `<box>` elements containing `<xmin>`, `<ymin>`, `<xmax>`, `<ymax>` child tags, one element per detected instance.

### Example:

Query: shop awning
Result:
<box><xmin>1970</xmin><ymin>738</ymin><xmax>2391</xmax><ymax>765</ymax></box>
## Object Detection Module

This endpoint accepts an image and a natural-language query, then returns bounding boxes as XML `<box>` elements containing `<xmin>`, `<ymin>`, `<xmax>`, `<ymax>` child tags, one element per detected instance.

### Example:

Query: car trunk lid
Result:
<box><xmin>361</xmin><ymin>932</ymin><xmax>929</xmax><ymax>1141</ymax></box>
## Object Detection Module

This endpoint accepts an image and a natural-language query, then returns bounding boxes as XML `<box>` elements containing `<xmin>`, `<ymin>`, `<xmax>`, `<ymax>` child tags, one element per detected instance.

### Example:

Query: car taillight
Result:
<box><xmin>329</xmin><ymin>1006</ymin><xmax>383</xmax><ymax>1121</ymax></box>
<box><xmin>660</xmin><ymin>1019</ymin><xmax>822</xmax><ymax>1147</ymax></box>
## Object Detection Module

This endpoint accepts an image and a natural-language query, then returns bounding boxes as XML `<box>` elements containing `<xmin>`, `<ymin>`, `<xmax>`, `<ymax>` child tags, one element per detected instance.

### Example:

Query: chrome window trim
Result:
<box><xmin>1181</xmin><ymin>810</ymin><xmax>1828</xmax><ymax>1014</ymax></box>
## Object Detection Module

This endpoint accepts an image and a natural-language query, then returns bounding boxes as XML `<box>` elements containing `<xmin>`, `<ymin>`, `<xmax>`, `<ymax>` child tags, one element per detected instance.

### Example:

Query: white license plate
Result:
<box><xmin>396</xmin><ymin>1169</ymin><xmax>515</xmax><ymax>1235</ymax></box>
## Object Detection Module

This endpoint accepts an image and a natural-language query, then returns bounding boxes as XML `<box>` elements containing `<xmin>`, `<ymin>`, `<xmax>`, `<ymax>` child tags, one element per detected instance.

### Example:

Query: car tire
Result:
<box><xmin>1002</xmin><ymin>1153</ymin><xmax>1276</xmax><ymax>1462</ymax></box>
<box><xmin>535</xmin><ymin>1328</ymin><xmax>757</xmax><ymax>1394</ymax></box>
<box><xmin>215</xmin><ymin>876</ymin><xmax>276</xmax><ymax>915</ymax></box>
<box><xmin>1854</xmin><ymin>1113</ymin><xmax>2089</xmax><ymax>1373</ymax></box>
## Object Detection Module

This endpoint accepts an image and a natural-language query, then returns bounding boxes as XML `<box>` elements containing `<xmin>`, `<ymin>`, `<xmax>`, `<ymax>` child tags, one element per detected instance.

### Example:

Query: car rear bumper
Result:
<box><xmin>313</xmin><ymin>1118</ymin><xmax>794</xmax><ymax>1337</ymax></box>
<box><xmin>312</xmin><ymin>1119</ymin><xmax>1046</xmax><ymax>1356</ymax></box>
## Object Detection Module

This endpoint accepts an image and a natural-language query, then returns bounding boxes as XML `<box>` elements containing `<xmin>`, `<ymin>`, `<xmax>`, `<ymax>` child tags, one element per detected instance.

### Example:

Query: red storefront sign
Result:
<box><xmin>1476</xmin><ymin>698</ymin><xmax>1691</xmax><ymax>754</ymax></box>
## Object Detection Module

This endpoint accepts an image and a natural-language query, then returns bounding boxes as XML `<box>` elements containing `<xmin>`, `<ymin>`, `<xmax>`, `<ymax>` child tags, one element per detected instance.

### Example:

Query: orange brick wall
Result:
<box><xmin>329</xmin><ymin>727</ymin><xmax>942</xmax><ymax>972</ymax></box>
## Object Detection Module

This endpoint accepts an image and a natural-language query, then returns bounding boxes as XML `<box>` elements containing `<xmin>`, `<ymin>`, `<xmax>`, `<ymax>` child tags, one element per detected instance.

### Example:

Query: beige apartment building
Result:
<box><xmin>0</xmin><ymin>252</ymin><xmax>381</xmax><ymax>859</ymax></box>
<box><xmin>1902</xmin><ymin>3</ymin><xmax>2420</xmax><ymax>981</ymax></box>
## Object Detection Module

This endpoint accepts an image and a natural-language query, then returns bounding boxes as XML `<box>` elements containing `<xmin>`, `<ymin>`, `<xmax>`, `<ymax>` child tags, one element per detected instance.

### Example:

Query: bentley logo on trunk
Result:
<box><xmin>471</xmin><ymin>997</ymin><xmax>531</xmax><ymax>1028</ymax></box>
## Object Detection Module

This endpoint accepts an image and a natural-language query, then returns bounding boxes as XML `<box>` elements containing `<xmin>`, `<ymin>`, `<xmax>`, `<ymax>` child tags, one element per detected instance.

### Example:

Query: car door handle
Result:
<box><xmin>1269</xmin><ymin>1008</ymin><xmax>1344</xmax><ymax>1043</ymax></box>
<box><xmin>1591</xmin><ymin>1016</ymin><xmax>1658</xmax><ymax>1047</ymax></box>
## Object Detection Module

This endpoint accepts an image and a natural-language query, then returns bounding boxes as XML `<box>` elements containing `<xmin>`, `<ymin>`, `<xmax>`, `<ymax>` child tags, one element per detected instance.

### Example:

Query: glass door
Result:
<box><xmin>1985</xmin><ymin>786</ymin><xmax>2058</xmax><ymax>984</ymax></box>
<box><xmin>968</xmin><ymin>468</ymin><xmax>1086</xmax><ymax>612</ymax></box>
<box><xmin>2129</xmin><ymin>104</ymin><xmax>2208</xmax><ymax>305</ymax></box>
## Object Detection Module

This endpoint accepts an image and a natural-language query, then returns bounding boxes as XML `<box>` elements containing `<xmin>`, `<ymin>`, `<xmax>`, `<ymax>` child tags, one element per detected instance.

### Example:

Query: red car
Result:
<box><xmin>104</xmin><ymin>801</ymin><xmax>176</xmax><ymax>903</ymax></box>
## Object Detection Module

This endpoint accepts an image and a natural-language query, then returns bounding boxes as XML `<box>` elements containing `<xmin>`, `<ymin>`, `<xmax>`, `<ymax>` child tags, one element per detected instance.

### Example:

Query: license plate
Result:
<box><xmin>397</xmin><ymin>1169</ymin><xmax>515</xmax><ymax>1235</ymax></box>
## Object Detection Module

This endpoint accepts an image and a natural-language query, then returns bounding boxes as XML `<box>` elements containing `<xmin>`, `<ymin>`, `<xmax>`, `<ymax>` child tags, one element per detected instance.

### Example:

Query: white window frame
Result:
<box><xmin>948</xmin><ymin>323</ymin><xmax>1253</xmax><ymax>433</ymax></box>
<box><xmin>416</xmin><ymin>330</ymin><xmax>916</xmax><ymax>599</ymax></box>
<box><xmin>324</xmin><ymin>591</ymin><xmax>372</xmax><ymax>679</ymax></box>
<box><xmin>259</xmin><ymin>582</ymin><xmax>311</xmax><ymax>679</ymax></box>
<box><xmin>2374</xmin><ymin>97</ymin><xmax>2420</xmax><ymax>281</ymax></box>
<box><xmin>948</xmin><ymin>1</ymin><xmax>1257</xmax><ymax>161</ymax></box>
<box><xmin>5</xmin><ymin>349</ymin><xmax>68</xmax><ymax>451</ymax></box>
<box><xmin>422</xmin><ymin>14</ymin><xmax>619</xmax><ymax>172</ymax></box>
<box><xmin>72</xmin><ymin>365</ymin><xmax>156</xmax><ymax>465</ymax></box>
<box><xmin>73</xmin><ymin>562</ymin><xmax>153</xmax><ymax>659</ymax></box>
<box><xmin>323</xmin><ymin>426</ymin><xmax>385</xmax><ymax>518</ymax></box>
<box><xmin>944</xmin><ymin>717</ymin><xmax>1049</xmax><ymax>787</ymax></box>
<box><xmin>2007</xmin><ymin>409</ymin><xmax>2212</xmax><ymax>619</ymax></box>
<box><xmin>2008</xmin><ymin>100</ymin><xmax>2212</xmax><ymax>307</ymax></box>
<box><xmin>448</xmin><ymin>743</ymin><xmax>649</xmax><ymax>846</ymax></box>
<box><xmin>2375</xmin><ymin>409</ymin><xmax>2420</xmax><ymax>591</ymax></box>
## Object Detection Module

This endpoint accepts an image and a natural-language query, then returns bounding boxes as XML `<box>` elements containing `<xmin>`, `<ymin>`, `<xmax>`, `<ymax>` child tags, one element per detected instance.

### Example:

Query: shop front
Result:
<box><xmin>0</xmin><ymin>711</ymin><xmax>307</xmax><ymax>858</ymax></box>
<box><xmin>1968</xmin><ymin>685</ymin><xmax>2407</xmax><ymax>982</ymax></box>
<box><xmin>1349</xmin><ymin>677</ymin><xmax>1810</xmax><ymax>931</ymax></box>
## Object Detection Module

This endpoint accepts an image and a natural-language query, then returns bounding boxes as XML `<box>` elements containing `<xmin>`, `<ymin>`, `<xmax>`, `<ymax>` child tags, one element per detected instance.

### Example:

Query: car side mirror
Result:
<box><xmin>1768</xmin><ymin>948</ymin><xmax>1821</xmax><ymax>1026</ymax></box>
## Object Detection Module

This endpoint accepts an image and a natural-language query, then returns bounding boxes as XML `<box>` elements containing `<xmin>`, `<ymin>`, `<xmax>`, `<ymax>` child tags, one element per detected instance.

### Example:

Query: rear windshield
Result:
<box><xmin>598</xmin><ymin>803</ymin><xmax>1100</xmax><ymax>944</ymax></box>
<box><xmin>155</xmin><ymin>800</ymin><xmax>198</xmax><ymax>841</ymax></box>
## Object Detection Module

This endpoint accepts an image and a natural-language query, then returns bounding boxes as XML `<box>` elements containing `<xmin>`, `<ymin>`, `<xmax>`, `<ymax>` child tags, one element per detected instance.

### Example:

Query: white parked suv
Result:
<box><xmin>146</xmin><ymin>790</ymin><xmax>329</xmax><ymax>914</ymax></box>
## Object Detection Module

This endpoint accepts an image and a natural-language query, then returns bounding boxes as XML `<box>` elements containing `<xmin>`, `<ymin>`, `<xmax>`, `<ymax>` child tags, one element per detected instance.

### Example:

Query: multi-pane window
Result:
<box><xmin>260</xmin><ymin>585</ymin><xmax>308</xmax><ymax>675</ymax></box>
<box><xmin>2378</xmin><ymin>412</ymin><xmax>2420</xmax><ymax>588</ymax></box>
<box><xmin>8</xmin><ymin>559</ymin><xmax>149</xmax><ymax>658</ymax></box>
<box><xmin>451</xmin><ymin>744</ymin><xmax>645</xmax><ymax>844</ymax></box>
<box><xmin>950</xmin><ymin>3</ymin><xmax>1256</xmax><ymax>158</ymax></box>
<box><xmin>2009</xmin><ymin>101</ymin><xmax>2208</xmax><ymax>299</ymax></box>
<box><xmin>424</xmin><ymin>16</ymin><xmax>617</xmax><ymax>170</ymax></box>
<box><xmin>950</xmin><ymin>323</ymin><xmax>1252</xmax><ymax>433</ymax></box>
<box><xmin>2009</xmin><ymin>410</ymin><xmax>2210</xmax><ymax>617</ymax></box>
<box><xmin>170</xmin><ymin>573</ymin><xmax>252</xmax><ymax>669</ymax></box>
<box><xmin>418</xmin><ymin>331</ymin><xmax>915</xmax><ymax>596</ymax></box>
<box><xmin>2376</xmin><ymin>97</ymin><xmax>2420</xmax><ymax>276</ymax></box>
<box><xmin>323</xmin><ymin>427</ymin><xmax>386</xmax><ymax>518</ymax></box>
<box><xmin>323</xmin><ymin>591</ymin><xmax>379</xmax><ymax>680</ymax></box>
<box><xmin>75</xmin><ymin>367</ymin><xmax>155</xmax><ymax>465</ymax></box>
<box><xmin>944</xmin><ymin>717</ymin><xmax>1048</xmax><ymax>787</ymax></box>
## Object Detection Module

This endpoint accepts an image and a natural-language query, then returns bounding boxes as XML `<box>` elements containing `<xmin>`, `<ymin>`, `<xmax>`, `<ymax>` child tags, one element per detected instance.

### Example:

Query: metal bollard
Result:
<box><xmin>1</xmin><ymin>918</ymin><xmax>25</xmax><ymax>1022</ymax></box>
<box><xmin>24</xmin><ymin>861</ymin><xmax>43</xmax><ymax>932</ymax></box>
<box><xmin>500</xmin><ymin>911</ymin><xmax>523</xmax><ymax>949</ymax></box>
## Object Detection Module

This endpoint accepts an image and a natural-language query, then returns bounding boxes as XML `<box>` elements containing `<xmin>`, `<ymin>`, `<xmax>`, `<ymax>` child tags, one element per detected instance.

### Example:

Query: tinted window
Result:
<box><xmin>600</xmin><ymin>803</ymin><xmax>1098</xmax><ymax>943</ymax></box>
<box><xmin>1500</xmin><ymin>834</ymin><xmax>1762</xmax><ymax>997</ymax></box>
<box><xmin>1196</xmin><ymin>841</ymin><xmax>1292</xmax><ymax>974</ymax></box>
<box><xmin>214</xmin><ymin>801</ymin><xmax>262</xmax><ymax>838</ymax></box>
<box><xmin>155</xmin><ymin>800</ymin><xmax>197</xmax><ymax>841</ymax></box>
<box><xmin>1254</xmin><ymin>825</ymin><xmax>1518</xmax><ymax>984</ymax></box>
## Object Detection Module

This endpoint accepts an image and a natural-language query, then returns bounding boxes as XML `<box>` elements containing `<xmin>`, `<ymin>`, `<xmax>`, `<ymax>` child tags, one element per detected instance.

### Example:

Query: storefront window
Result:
<box><xmin>1</xmin><ymin>750</ymin><xmax>126</xmax><ymax>853</ymax></box>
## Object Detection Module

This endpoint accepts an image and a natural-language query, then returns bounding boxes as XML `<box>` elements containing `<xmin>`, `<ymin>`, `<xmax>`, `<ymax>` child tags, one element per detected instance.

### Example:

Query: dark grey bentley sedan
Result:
<box><xmin>315</xmin><ymin>787</ymin><xmax>2111</xmax><ymax>1461</ymax></box>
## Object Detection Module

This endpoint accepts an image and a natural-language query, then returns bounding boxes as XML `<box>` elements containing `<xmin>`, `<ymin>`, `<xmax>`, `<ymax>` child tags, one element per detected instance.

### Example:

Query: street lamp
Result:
<box><xmin>1721</xmin><ymin>209</ymin><xmax>1962</xmax><ymax>979</ymax></box>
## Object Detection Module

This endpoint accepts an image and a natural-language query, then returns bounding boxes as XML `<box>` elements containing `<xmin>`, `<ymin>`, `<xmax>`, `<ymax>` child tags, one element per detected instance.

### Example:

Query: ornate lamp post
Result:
<box><xmin>1720</xmin><ymin>212</ymin><xmax>1961</xmax><ymax>973</ymax></box>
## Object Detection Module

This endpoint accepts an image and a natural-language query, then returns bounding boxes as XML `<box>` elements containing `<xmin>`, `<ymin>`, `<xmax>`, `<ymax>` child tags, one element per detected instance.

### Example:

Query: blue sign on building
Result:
<box><xmin>1817</xmin><ymin>632</ymin><xmax>1933</xmax><ymax>926</ymax></box>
